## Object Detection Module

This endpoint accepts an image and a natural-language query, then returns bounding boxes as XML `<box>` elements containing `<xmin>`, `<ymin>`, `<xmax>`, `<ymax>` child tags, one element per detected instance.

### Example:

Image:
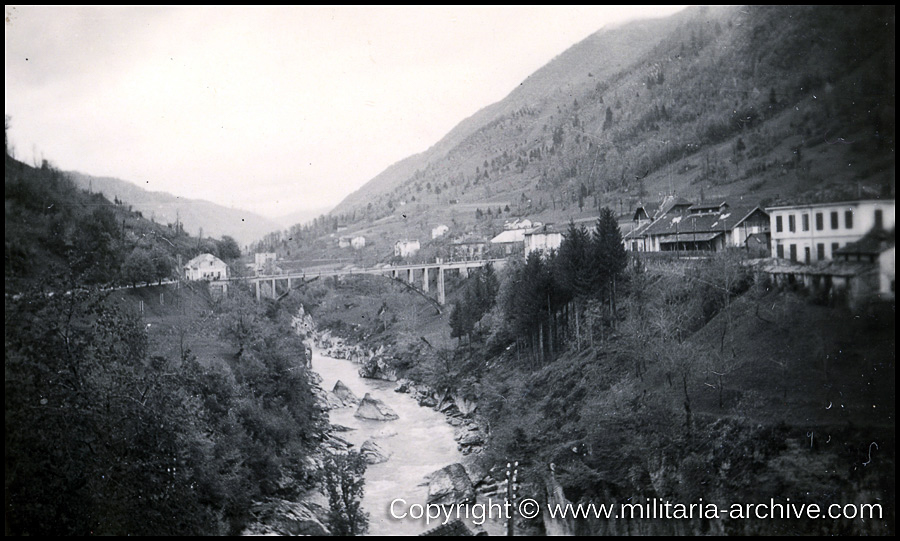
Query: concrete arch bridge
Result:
<box><xmin>210</xmin><ymin>258</ymin><xmax>506</xmax><ymax>306</ymax></box>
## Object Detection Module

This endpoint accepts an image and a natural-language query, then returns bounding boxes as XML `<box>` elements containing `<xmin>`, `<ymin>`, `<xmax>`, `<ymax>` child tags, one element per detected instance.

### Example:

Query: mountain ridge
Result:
<box><xmin>320</xmin><ymin>5</ymin><xmax>893</xmax><ymax>241</ymax></box>
<box><xmin>66</xmin><ymin>171</ymin><xmax>284</xmax><ymax>246</ymax></box>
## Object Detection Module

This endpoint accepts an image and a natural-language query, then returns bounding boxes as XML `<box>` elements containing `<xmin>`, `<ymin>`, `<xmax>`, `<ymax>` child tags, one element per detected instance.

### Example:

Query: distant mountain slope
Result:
<box><xmin>67</xmin><ymin>171</ymin><xmax>283</xmax><ymax>246</ymax></box>
<box><xmin>275</xmin><ymin>205</ymin><xmax>334</xmax><ymax>230</ymax></box>
<box><xmin>331</xmin><ymin>9</ymin><xmax>692</xmax><ymax>217</ymax></box>
<box><xmin>329</xmin><ymin>5</ymin><xmax>894</xmax><ymax>227</ymax></box>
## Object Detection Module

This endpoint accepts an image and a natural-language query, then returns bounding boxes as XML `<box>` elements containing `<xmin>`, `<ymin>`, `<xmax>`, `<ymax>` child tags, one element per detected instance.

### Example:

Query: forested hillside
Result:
<box><xmin>5</xmin><ymin>152</ymin><xmax>241</xmax><ymax>291</ymax></box>
<box><xmin>6</xmin><ymin>142</ymin><xmax>336</xmax><ymax>535</ymax></box>
<box><xmin>325</xmin><ymin>5</ymin><xmax>893</xmax><ymax>230</ymax></box>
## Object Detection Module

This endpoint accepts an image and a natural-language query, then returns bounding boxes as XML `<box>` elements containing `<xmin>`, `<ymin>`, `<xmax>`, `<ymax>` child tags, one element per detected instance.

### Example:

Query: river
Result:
<box><xmin>310</xmin><ymin>348</ymin><xmax>464</xmax><ymax>536</ymax></box>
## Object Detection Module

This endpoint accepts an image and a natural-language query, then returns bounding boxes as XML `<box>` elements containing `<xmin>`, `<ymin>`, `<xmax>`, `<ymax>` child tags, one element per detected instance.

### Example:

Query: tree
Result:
<box><xmin>218</xmin><ymin>235</ymin><xmax>242</xmax><ymax>261</ymax></box>
<box><xmin>603</xmin><ymin>106</ymin><xmax>614</xmax><ymax>131</ymax></box>
<box><xmin>121</xmin><ymin>247</ymin><xmax>155</xmax><ymax>287</ymax></box>
<box><xmin>591</xmin><ymin>207</ymin><xmax>627</xmax><ymax>321</ymax></box>
<box><xmin>322</xmin><ymin>452</ymin><xmax>368</xmax><ymax>536</ymax></box>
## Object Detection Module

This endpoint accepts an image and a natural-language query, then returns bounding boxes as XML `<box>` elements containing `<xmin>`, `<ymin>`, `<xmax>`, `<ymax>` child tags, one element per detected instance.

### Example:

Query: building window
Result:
<box><xmin>804</xmin><ymin>246</ymin><xmax>811</xmax><ymax>264</ymax></box>
<box><xmin>831</xmin><ymin>211</ymin><xmax>839</xmax><ymax>229</ymax></box>
<box><xmin>789</xmin><ymin>244</ymin><xmax>797</xmax><ymax>262</ymax></box>
<box><xmin>831</xmin><ymin>242</ymin><xmax>839</xmax><ymax>256</ymax></box>
<box><xmin>776</xmin><ymin>215</ymin><xmax>783</xmax><ymax>233</ymax></box>
<box><xmin>875</xmin><ymin>209</ymin><xmax>883</xmax><ymax>229</ymax></box>
<box><xmin>788</xmin><ymin>214</ymin><xmax>796</xmax><ymax>233</ymax></box>
<box><xmin>802</xmin><ymin>214</ymin><xmax>809</xmax><ymax>231</ymax></box>
<box><xmin>776</xmin><ymin>244</ymin><xmax>784</xmax><ymax>259</ymax></box>
<box><xmin>817</xmin><ymin>243</ymin><xmax>825</xmax><ymax>261</ymax></box>
<box><xmin>845</xmin><ymin>209</ymin><xmax>853</xmax><ymax>229</ymax></box>
<box><xmin>816</xmin><ymin>212</ymin><xmax>823</xmax><ymax>231</ymax></box>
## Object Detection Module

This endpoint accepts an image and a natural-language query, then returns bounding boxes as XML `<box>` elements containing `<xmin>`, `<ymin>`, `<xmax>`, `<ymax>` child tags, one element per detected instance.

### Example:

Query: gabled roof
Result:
<box><xmin>633</xmin><ymin>202</ymin><xmax>661</xmax><ymax>221</ymax></box>
<box><xmin>642</xmin><ymin>203</ymin><xmax>763</xmax><ymax>238</ymax></box>
<box><xmin>491</xmin><ymin>229</ymin><xmax>528</xmax><ymax>244</ymax></box>
<box><xmin>184</xmin><ymin>253</ymin><xmax>226</xmax><ymax>269</ymax></box>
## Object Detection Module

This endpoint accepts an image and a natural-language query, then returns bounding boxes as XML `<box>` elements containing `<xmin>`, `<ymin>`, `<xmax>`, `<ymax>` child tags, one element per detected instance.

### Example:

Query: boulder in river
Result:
<box><xmin>360</xmin><ymin>439</ymin><xmax>391</xmax><ymax>464</ymax></box>
<box><xmin>331</xmin><ymin>380</ymin><xmax>359</xmax><ymax>407</ymax></box>
<box><xmin>354</xmin><ymin>393</ymin><xmax>399</xmax><ymax>421</ymax></box>
<box><xmin>426</xmin><ymin>463</ymin><xmax>475</xmax><ymax>506</ymax></box>
<box><xmin>357</xmin><ymin>354</ymin><xmax>399</xmax><ymax>381</ymax></box>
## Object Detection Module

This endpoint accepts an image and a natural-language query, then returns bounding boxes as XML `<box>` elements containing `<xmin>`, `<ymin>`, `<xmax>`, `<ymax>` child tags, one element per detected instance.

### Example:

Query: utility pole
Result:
<box><xmin>506</xmin><ymin>461</ymin><xmax>518</xmax><ymax>536</ymax></box>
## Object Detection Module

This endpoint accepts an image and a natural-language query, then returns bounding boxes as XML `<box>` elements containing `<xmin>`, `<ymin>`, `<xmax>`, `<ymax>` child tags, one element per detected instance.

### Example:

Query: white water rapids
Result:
<box><xmin>310</xmin><ymin>348</ymin><xmax>464</xmax><ymax>536</ymax></box>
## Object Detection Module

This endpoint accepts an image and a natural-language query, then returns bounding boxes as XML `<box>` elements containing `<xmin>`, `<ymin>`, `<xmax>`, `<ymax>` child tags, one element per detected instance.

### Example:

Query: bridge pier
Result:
<box><xmin>408</xmin><ymin>268</ymin><xmax>415</xmax><ymax>284</ymax></box>
<box><xmin>256</xmin><ymin>280</ymin><xmax>261</xmax><ymax>301</ymax></box>
<box><xmin>422</xmin><ymin>267</ymin><xmax>430</xmax><ymax>292</ymax></box>
<box><xmin>437</xmin><ymin>266</ymin><xmax>445</xmax><ymax>305</ymax></box>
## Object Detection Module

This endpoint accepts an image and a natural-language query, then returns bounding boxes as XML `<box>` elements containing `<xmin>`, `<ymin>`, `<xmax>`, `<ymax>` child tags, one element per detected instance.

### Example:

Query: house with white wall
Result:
<box><xmin>431</xmin><ymin>225</ymin><xmax>449</xmax><ymax>239</ymax></box>
<box><xmin>394</xmin><ymin>239</ymin><xmax>420</xmax><ymax>258</ymax></box>
<box><xmin>525</xmin><ymin>227</ymin><xmax>563</xmax><ymax>257</ymax></box>
<box><xmin>184</xmin><ymin>253</ymin><xmax>228</xmax><ymax>281</ymax></box>
<box><xmin>766</xmin><ymin>199</ymin><xmax>895</xmax><ymax>263</ymax></box>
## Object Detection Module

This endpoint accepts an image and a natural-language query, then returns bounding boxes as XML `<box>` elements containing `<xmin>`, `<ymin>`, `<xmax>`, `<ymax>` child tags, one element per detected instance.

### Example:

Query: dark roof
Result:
<box><xmin>419</xmin><ymin>519</ymin><xmax>476</xmax><ymax>536</ymax></box>
<box><xmin>643</xmin><ymin>204</ymin><xmax>760</xmax><ymax>237</ymax></box>
<box><xmin>633</xmin><ymin>202</ymin><xmax>660</xmax><ymax>221</ymax></box>
<box><xmin>745</xmin><ymin>232</ymin><xmax>769</xmax><ymax>248</ymax></box>
<box><xmin>688</xmin><ymin>201</ymin><xmax>728</xmax><ymax>212</ymax></box>
<box><xmin>834</xmin><ymin>228</ymin><xmax>895</xmax><ymax>257</ymax></box>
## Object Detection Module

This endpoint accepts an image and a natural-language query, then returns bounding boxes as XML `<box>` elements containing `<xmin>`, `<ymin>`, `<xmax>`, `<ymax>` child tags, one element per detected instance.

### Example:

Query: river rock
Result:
<box><xmin>312</xmin><ymin>384</ymin><xmax>344</xmax><ymax>411</ymax></box>
<box><xmin>394</xmin><ymin>379</ymin><xmax>411</xmax><ymax>393</ymax></box>
<box><xmin>451</xmin><ymin>393</ymin><xmax>478</xmax><ymax>417</ymax></box>
<box><xmin>418</xmin><ymin>395</ymin><xmax>438</xmax><ymax>408</ymax></box>
<box><xmin>354</xmin><ymin>393</ymin><xmax>399</xmax><ymax>421</ymax></box>
<box><xmin>360</xmin><ymin>439</ymin><xmax>391</xmax><ymax>464</ymax></box>
<box><xmin>358</xmin><ymin>354</ymin><xmax>399</xmax><ymax>381</ymax></box>
<box><xmin>426</xmin><ymin>463</ymin><xmax>475</xmax><ymax>506</ymax></box>
<box><xmin>331</xmin><ymin>380</ymin><xmax>359</xmax><ymax>407</ymax></box>
<box><xmin>243</xmin><ymin>497</ymin><xmax>330</xmax><ymax>536</ymax></box>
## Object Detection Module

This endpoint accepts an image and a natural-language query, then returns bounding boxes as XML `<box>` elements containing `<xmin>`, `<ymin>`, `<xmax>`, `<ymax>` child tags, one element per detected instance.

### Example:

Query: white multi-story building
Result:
<box><xmin>766</xmin><ymin>199</ymin><xmax>894</xmax><ymax>263</ymax></box>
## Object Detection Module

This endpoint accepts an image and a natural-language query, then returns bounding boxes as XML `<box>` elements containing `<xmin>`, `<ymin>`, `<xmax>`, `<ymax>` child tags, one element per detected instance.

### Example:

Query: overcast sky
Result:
<box><xmin>5</xmin><ymin>5</ymin><xmax>689</xmax><ymax>218</ymax></box>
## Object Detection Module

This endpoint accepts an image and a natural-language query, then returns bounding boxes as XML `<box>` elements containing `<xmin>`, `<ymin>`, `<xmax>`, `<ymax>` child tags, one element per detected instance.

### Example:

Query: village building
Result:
<box><xmin>503</xmin><ymin>218</ymin><xmax>541</xmax><ymax>230</ymax></box>
<box><xmin>248</xmin><ymin>252</ymin><xmax>279</xmax><ymax>275</ymax></box>
<box><xmin>628</xmin><ymin>199</ymin><xmax>769</xmax><ymax>253</ymax></box>
<box><xmin>338</xmin><ymin>236</ymin><xmax>351</xmax><ymax>248</ymax></box>
<box><xmin>490</xmin><ymin>228</ymin><xmax>528</xmax><ymax>255</ymax></box>
<box><xmin>766</xmin><ymin>199</ymin><xmax>895</xmax><ymax>263</ymax></box>
<box><xmin>394</xmin><ymin>239</ymin><xmax>420</xmax><ymax>258</ymax></box>
<box><xmin>350</xmin><ymin>235</ymin><xmax>366</xmax><ymax>250</ymax></box>
<box><xmin>525</xmin><ymin>226</ymin><xmax>563</xmax><ymax>257</ymax></box>
<box><xmin>184</xmin><ymin>253</ymin><xmax>228</xmax><ymax>281</ymax></box>
<box><xmin>431</xmin><ymin>224</ymin><xmax>450</xmax><ymax>239</ymax></box>
<box><xmin>450</xmin><ymin>236</ymin><xmax>487</xmax><ymax>260</ymax></box>
<box><xmin>624</xmin><ymin>196</ymin><xmax>692</xmax><ymax>251</ymax></box>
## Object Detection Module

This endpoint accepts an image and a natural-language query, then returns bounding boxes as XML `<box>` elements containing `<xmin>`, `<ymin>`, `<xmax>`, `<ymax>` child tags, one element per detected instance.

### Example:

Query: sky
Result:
<box><xmin>5</xmin><ymin>5</ymin><xmax>689</xmax><ymax>219</ymax></box>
